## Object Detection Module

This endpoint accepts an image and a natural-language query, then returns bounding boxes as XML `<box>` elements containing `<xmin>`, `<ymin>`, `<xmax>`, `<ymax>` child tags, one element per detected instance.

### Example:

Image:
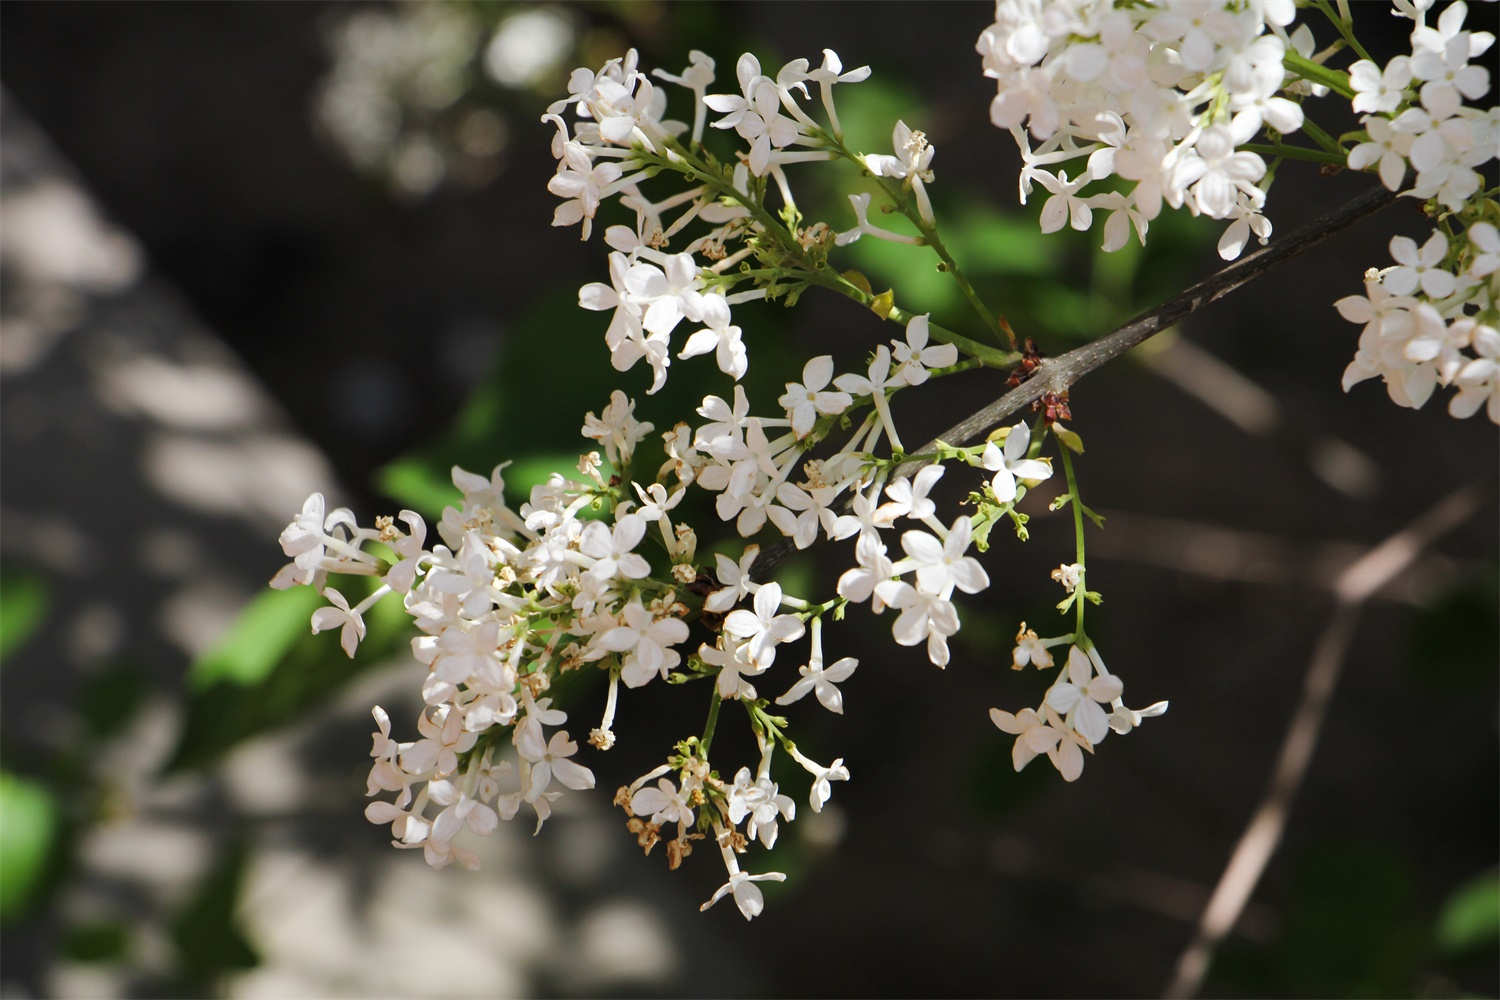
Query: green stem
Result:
<box><xmin>1242</xmin><ymin>142</ymin><xmax>1344</xmax><ymax>166</ymax></box>
<box><xmin>699</xmin><ymin>690</ymin><xmax>723</xmax><ymax>758</ymax></box>
<box><xmin>1282</xmin><ymin>49</ymin><xmax>1354</xmax><ymax>100</ymax></box>
<box><xmin>1312</xmin><ymin>0</ymin><xmax>1375</xmax><ymax>64</ymax></box>
<box><xmin>1298</xmin><ymin>116</ymin><xmax>1345</xmax><ymax>158</ymax></box>
<box><xmin>822</xmin><ymin>133</ymin><xmax>1012</xmax><ymax>350</ymax></box>
<box><xmin>1060</xmin><ymin>444</ymin><xmax>1087</xmax><ymax>637</ymax></box>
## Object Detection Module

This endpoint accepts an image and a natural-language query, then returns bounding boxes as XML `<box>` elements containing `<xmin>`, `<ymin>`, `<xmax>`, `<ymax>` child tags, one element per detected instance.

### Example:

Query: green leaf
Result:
<box><xmin>168</xmin><ymin>840</ymin><xmax>258</xmax><ymax>991</ymax></box>
<box><xmin>187</xmin><ymin>587</ymin><xmax>324</xmax><ymax>691</ymax></box>
<box><xmin>0</xmin><ymin>567</ymin><xmax>49</xmax><ymax>664</ymax></box>
<box><xmin>62</xmin><ymin>921</ymin><xmax>132</xmax><ymax>963</ymax></box>
<box><xmin>1436</xmin><ymin>870</ymin><xmax>1500</xmax><ymax>955</ymax></box>
<box><xmin>0</xmin><ymin>772</ymin><xmax>57</xmax><ymax>920</ymax></box>
<box><xmin>376</xmin><ymin>457</ymin><xmax>460</xmax><ymax>520</ymax></box>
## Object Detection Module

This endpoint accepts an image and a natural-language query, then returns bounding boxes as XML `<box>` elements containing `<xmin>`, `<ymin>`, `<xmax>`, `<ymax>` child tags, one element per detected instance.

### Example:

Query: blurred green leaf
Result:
<box><xmin>947</xmin><ymin>211</ymin><xmax>1058</xmax><ymax>278</ymax></box>
<box><xmin>79</xmin><ymin>663</ymin><xmax>148</xmax><ymax>739</ymax></box>
<box><xmin>1408</xmin><ymin>571</ymin><xmax>1500</xmax><ymax>691</ymax></box>
<box><xmin>187</xmin><ymin>586</ymin><xmax>324</xmax><ymax>691</ymax></box>
<box><xmin>168</xmin><ymin>840</ymin><xmax>258</xmax><ymax>991</ymax></box>
<box><xmin>1436</xmin><ymin>870</ymin><xmax>1500</xmax><ymax>955</ymax></box>
<box><xmin>169</xmin><ymin>579</ymin><xmax>407</xmax><ymax>771</ymax></box>
<box><xmin>376</xmin><ymin>457</ymin><xmax>462</xmax><ymax>521</ymax></box>
<box><xmin>834</xmin><ymin>76</ymin><xmax>923</xmax><ymax>158</ymax></box>
<box><xmin>1210</xmin><ymin>842</ymin><xmax>1425</xmax><ymax>996</ymax></box>
<box><xmin>62</xmin><ymin>921</ymin><xmax>132</xmax><ymax>963</ymax></box>
<box><xmin>0</xmin><ymin>566</ymin><xmax>49</xmax><ymax>664</ymax></box>
<box><xmin>0</xmin><ymin>771</ymin><xmax>57</xmax><ymax>920</ymax></box>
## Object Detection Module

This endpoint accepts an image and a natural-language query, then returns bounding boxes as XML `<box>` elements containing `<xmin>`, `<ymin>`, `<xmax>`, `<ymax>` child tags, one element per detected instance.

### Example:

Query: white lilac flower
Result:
<box><xmin>402</xmin><ymin>705</ymin><xmax>477</xmax><ymax>777</ymax></box>
<box><xmin>834</xmin><ymin>345</ymin><xmax>906</xmax><ymax>450</ymax></box>
<box><xmin>581</xmin><ymin>389</ymin><xmax>655</xmax><ymax>466</ymax></box>
<box><xmin>886</xmin><ymin>583</ymin><xmax>960</xmax><ymax>667</ymax></box>
<box><xmin>1347</xmin><ymin>116</ymin><xmax>1414</xmax><ymax>192</ymax></box>
<box><xmin>427</xmin><ymin>778</ymin><xmax>499</xmax><ymax>845</ymax></box>
<box><xmin>723</xmin><ymin>582</ymin><xmax>805</xmax><ymax>669</ymax></box>
<box><xmin>547</xmin><ymin>143</ymin><xmax>623</xmax><ymax>240</ymax></box>
<box><xmin>890</xmin><ymin>314</ymin><xmax>958</xmax><ymax>386</ymax></box>
<box><xmin>1349</xmin><ymin>56</ymin><xmax>1413</xmax><ymax>115</ymax></box>
<box><xmin>808</xmin><ymin>757</ymin><xmax>849</xmax><ymax>813</ymax></box>
<box><xmin>1385</xmin><ymin>230</ymin><xmax>1457</xmax><ymax>299</ymax></box>
<box><xmin>1042</xmin><ymin>704</ymin><xmax>1090</xmax><ymax>782</ymax></box>
<box><xmin>899</xmin><ymin>517</ymin><xmax>989</xmax><ymax>600</ymax></box>
<box><xmin>1011</xmin><ymin>622</ymin><xmax>1054</xmax><ymax>670</ymax></box>
<box><xmin>778</xmin><ymin>355</ymin><xmax>851</xmax><ymax>438</ymax></box>
<box><xmin>836</xmin><ymin>532</ymin><xmax>900</xmax><ymax>613</ymax></box>
<box><xmin>1449</xmin><ymin>324</ymin><xmax>1500</xmax><ymax>421</ymax></box>
<box><xmin>704</xmin><ymin>54</ymin><xmax>804</xmax><ymax>176</ymax></box>
<box><xmin>1045</xmin><ymin>645</ymin><xmax>1124</xmax><ymax>746</ymax></box>
<box><xmin>806</xmin><ymin>49</ymin><xmax>870</xmax><ymax>138</ymax></box>
<box><xmin>631</xmin><ymin>777</ymin><xmax>695</xmax><ymax>827</ymax></box>
<box><xmin>700</xmin><ymin>849</ymin><xmax>786</xmax><ymax>920</ymax></box>
<box><xmin>311</xmin><ymin>587</ymin><xmax>366</xmax><ymax>658</ymax></box>
<box><xmin>767</xmin><ymin>482</ymin><xmax>833</xmax><ymax>550</ymax></box>
<box><xmin>598</xmin><ymin>599</ymin><xmax>690</xmax><ymax>688</ymax></box>
<box><xmin>865</xmin><ymin>119</ymin><xmax>937</xmax><ymax>224</ymax></box>
<box><xmin>989</xmin><ymin>706</ymin><xmax>1061</xmax><ymax>773</ymax></box>
<box><xmin>876</xmin><ymin>464</ymin><xmax>943</xmax><ymax>525</ymax></box>
<box><xmin>833</xmin><ymin>192</ymin><xmax>921</xmax><ymax>247</ymax></box>
<box><xmin>704</xmin><ymin>544</ymin><xmax>759</xmax><ymax>613</ymax></box>
<box><xmin>517</xmin><ymin>722</ymin><xmax>596</xmax><ymax>798</ymax></box>
<box><xmin>1108</xmin><ymin>699</ymin><xmax>1170</xmax><ymax>736</ymax></box>
<box><xmin>579</xmin><ymin>513</ymin><xmax>651</xmax><ymax>581</ymax></box>
<box><xmin>776</xmin><ymin>655</ymin><xmax>858</xmax><ymax>714</ymax></box>
<box><xmin>980</xmin><ymin>421</ymin><xmax>1053</xmax><ymax>504</ymax></box>
<box><xmin>1468</xmin><ymin>222</ymin><xmax>1500</xmax><ymax>277</ymax></box>
<box><xmin>677</xmin><ymin>290</ymin><xmax>747</xmax><ymax>380</ymax></box>
<box><xmin>727</xmin><ymin>768</ymin><xmax>795</xmax><ymax>848</ymax></box>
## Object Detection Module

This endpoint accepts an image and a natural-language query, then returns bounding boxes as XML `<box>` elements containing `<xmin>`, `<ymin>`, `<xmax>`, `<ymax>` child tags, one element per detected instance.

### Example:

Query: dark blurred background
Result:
<box><xmin>1</xmin><ymin>2</ymin><xmax>1496</xmax><ymax>997</ymax></box>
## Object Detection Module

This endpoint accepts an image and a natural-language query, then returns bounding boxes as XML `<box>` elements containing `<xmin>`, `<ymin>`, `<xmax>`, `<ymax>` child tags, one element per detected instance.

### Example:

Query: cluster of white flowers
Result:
<box><xmin>976</xmin><ymin>0</ymin><xmax>1499</xmax><ymax>424</ymax></box>
<box><xmin>976</xmin><ymin>0</ymin><xmax>1304</xmax><ymax>258</ymax></box>
<box><xmin>1337</xmin><ymin>2</ymin><xmax>1498</xmax><ymax>423</ymax></box>
<box><xmin>266</xmin><ymin>1</ymin><xmax>1500</xmax><ymax>922</ymax></box>
<box><xmin>1339</xmin><ymin>225</ymin><xmax>1499</xmax><ymax>420</ymax></box>
<box><xmin>271</xmin><ymin>37</ymin><xmax>1189</xmax><ymax>919</ymax></box>
<box><xmin>992</xmin><ymin>636</ymin><xmax>1166</xmax><ymax>782</ymax></box>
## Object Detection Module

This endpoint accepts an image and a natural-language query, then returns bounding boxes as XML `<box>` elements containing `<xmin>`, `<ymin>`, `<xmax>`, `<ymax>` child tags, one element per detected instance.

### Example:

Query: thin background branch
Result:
<box><xmin>1162</xmin><ymin>484</ymin><xmax>1488</xmax><ymax>999</ymax></box>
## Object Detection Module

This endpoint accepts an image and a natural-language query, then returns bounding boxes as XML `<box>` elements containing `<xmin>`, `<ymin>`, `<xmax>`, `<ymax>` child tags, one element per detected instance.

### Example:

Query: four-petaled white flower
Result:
<box><xmin>723</xmin><ymin>581</ymin><xmax>806</xmax><ymax>669</ymax></box>
<box><xmin>517</xmin><ymin>724</ymin><xmax>596</xmax><ymax>797</ymax></box>
<box><xmin>598</xmin><ymin>600</ymin><xmax>691</xmax><ymax>688</ymax></box>
<box><xmin>776</xmin><ymin>655</ymin><xmax>858</xmax><ymax>714</ymax></box>
<box><xmin>778</xmin><ymin>355</ymin><xmax>852</xmax><ymax>438</ymax></box>
<box><xmin>890</xmin><ymin>314</ymin><xmax>958</xmax><ymax>386</ymax></box>
<box><xmin>809</xmin><ymin>758</ymin><xmax>850</xmax><ymax>813</ymax></box>
<box><xmin>900</xmin><ymin>517</ymin><xmax>990</xmax><ymax>599</ymax></box>
<box><xmin>631</xmin><ymin>777</ymin><xmax>695</xmax><ymax>828</ymax></box>
<box><xmin>311</xmin><ymin>587</ymin><xmax>366</xmax><ymax>658</ymax></box>
<box><xmin>1045</xmin><ymin>645</ymin><xmax>1124</xmax><ymax>746</ymax></box>
<box><xmin>1012</xmin><ymin>622</ymin><xmax>1054</xmax><ymax>670</ymax></box>
<box><xmin>700</xmin><ymin>866</ymin><xmax>787</xmax><ymax>921</ymax></box>
<box><xmin>980</xmin><ymin>421</ymin><xmax>1053</xmax><ymax>503</ymax></box>
<box><xmin>727</xmin><ymin>767</ymin><xmax>796</xmax><ymax>848</ymax></box>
